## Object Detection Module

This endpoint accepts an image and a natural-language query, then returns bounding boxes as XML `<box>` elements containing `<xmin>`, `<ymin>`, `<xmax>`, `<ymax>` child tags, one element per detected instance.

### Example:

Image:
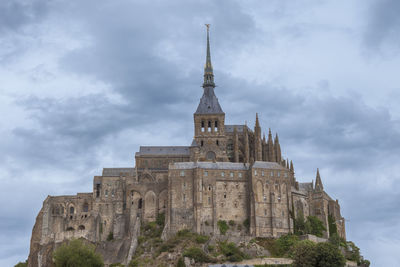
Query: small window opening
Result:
<box><xmin>216</xmin><ymin>140</ymin><xmax>219</xmax><ymax>146</ymax></box>
<box><xmin>70</xmin><ymin>206</ymin><xmax>75</xmax><ymax>214</ymax></box>
<box><xmin>201</xmin><ymin>121</ymin><xmax>205</xmax><ymax>132</ymax></box>
<box><xmin>230</xmin><ymin>172</ymin><xmax>234</xmax><ymax>178</ymax></box>
<box><xmin>201</xmin><ymin>140</ymin><xmax>204</xmax><ymax>147</ymax></box>
<box><xmin>214</xmin><ymin>121</ymin><xmax>218</xmax><ymax>132</ymax></box>
<box><xmin>180</xmin><ymin>170</ymin><xmax>185</xmax><ymax>177</ymax></box>
<box><xmin>221</xmin><ymin>171</ymin><xmax>225</xmax><ymax>177</ymax></box>
<box><xmin>208</xmin><ymin>121</ymin><xmax>212</xmax><ymax>132</ymax></box>
<box><xmin>96</xmin><ymin>184</ymin><xmax>101</xmax><ymax>198</ymax></box>
<box><xmin>138</xmin><ymin>198</ymin><xmax>143</xmax><ymax>209</ymax></box>
<box><xmin>224</xmin><ymin>192</ymin><xmax>227</xmax><ymax>199</ymax></box>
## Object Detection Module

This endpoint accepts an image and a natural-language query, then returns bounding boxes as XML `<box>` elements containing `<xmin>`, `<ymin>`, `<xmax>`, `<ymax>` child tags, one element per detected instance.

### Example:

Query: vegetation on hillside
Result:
<box><xmin>53</xmin><ymin>239</ymin><xmax>104</xmax><ymax>267</ymax></box>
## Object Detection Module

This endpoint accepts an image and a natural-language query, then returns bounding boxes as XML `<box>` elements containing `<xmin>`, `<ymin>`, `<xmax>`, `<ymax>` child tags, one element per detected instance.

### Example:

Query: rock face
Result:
<box><xmin>26</xmin><ymin>27</ymin><xmax>346</xmax><ymax>266</ymax></box>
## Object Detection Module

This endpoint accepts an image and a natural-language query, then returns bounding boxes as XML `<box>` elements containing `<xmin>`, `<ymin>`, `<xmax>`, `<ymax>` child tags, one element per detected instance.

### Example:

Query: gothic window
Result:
<box><xmin>204</xmin><ymin>171</ymin><xmax>208</xmax><ymax>177</ymax></box>
<box><xmin>221</xmin><ymin>171</ymin><xmax>225</xmax><ymax>177</ymax></box>
<box><xmin>208</xmin><ymin>121</ymin><xmax>212</xmax><ymax>132</ymax></box>
<box><xmin>230</xmin><ymin>172</ymin><xmax>234</xmax><ymax>178</ymax></box>
<box><xmin>254</xmin><ymin>170</ymin><xmax>258</xmax><ymax>176</ymax></box>
<box><xmin>180</xmin><ymin>170</ymin><xmax>185</xmax><ymax>177</ymax></box>
<box><xmin>238</xmin><ymin>172</ymin><xmax>242</xmax><ymax>178</ymax></box>
<box><xmin>69</xmin><ymin>206</ymin><xmax>75</xmax><ymax>214</ymax></box>
<box><xmin>208</xmin><ymin>184</ymin><xmax>211</xmax><ymax>190</ymax></box>
<box><xmin>270</xmin><ymin>171</ymin><xmax>274</xmax><ymax>177</ymax></box>
<box><xmin>277</xmin><ymin>172</ymin><xmax>281</xmax><ymax>177</ymax></box>
<box><xmin>83</xmin><ymin>203</ymin><xmax>89</xmax><ymax>212</ymax></box>
<box><xmin>214</xmin><ymin>121</ymin><xmax>218</xmax><ymax>132</ymax></box>
<box><xmin>262</xmin><ymin>171</ymin><xmax>265</xmax><ymax>176</ymax></box>
<box><xmin>201</xmin><ymin>121</ymin><xmax>205</xmax><ymax>132</ymax></box>
<box><xmin>111</xmin><ymin>189</ymin><xmax>115</xmax><ymax>197</ymax></box>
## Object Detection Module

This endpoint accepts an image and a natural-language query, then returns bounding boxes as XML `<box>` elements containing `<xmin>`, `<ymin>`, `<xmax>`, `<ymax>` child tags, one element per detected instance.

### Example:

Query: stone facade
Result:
<box><xmin>27</xmin><ymin>27</ymin><xmax>346</xmax><ymax>266</ymax></box>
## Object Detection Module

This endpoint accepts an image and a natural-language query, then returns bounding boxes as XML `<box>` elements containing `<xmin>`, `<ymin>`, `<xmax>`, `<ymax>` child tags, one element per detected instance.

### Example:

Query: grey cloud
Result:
<box><xmin>0</xmin><ymin>0</ymin><xmax>49</xmax><ymax>33</ymax></box>
<box><xmin>364</xmin><ymin>0</ymin><xmax>400</xmax><ymax>51</ymax></box>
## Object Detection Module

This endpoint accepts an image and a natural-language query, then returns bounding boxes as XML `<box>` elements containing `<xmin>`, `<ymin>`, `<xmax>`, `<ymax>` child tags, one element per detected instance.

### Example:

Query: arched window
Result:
<box><xmin>214</xmin><ymin>121</ymin><xmax>218</xmax><ymax>132</ymax></box>
<box><xmin>201</xmin><ymin>121</ymin><xmax>205</xmax><ymax>132</ymax></box>
<box><xmin>69</xmin><ymin>206</ymin><xmax>75</xmax><ymax>214</ymax></box>
<box><xmin>206</xmin><ymin>151</ymin><xmax>216</xmax><ymax>161</ymax></box>
<box><xmin>208</xmin><ymin>121</ymin><xmax>212</xmax><ymax>132</ymax></box>
<box><xmin>138</xmin><ymin>198</ymin><xmax>143</xmax><ymax>209</ymax></box>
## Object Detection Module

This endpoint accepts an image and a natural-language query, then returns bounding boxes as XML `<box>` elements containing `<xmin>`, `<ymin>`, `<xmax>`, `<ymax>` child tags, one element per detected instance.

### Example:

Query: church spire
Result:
<box><xmin>315</xmin><ymin>168</ymin><xmax>324</xmax><ymax>191</ymax></box>
<box><xmin>203</xmin><ymin>24</ymin><xmax>215</xmax><ymax>88</ymax></box>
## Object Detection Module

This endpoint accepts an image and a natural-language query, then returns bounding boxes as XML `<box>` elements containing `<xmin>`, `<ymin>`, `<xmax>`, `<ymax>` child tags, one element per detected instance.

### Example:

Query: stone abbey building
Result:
<box><xmin>28</xmin><ymin>26</ymin><xmax>346</xmax><ymax>266</ymax></box>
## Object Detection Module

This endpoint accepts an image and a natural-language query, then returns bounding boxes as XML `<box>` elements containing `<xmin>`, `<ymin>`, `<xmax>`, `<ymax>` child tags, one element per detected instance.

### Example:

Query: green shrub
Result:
<box><xmin>228</xmin><ymin>220</ymin><xmax>235</xmax><ymax>226</ymax></box>
<box><xmin>218</xmin><ymin>241</ymin><xmax>247</xmax><ymax>262</ymax></box>
<box><xmin>208</xmin><ymin>245</ymin><xmax>215</xmax><ymax>252</ymax></box>
<box><xmin>177</xmin><ymin>229</ymin><xmax>191</xmax><ymax>237</ymax></box>
<box><xmin>204</xmin><ymin>220</ymin><xmax>209</xmax><ymax>226</ymax></box>
<box><xmin>315</xmin><ymin>242</ymin><xmax>345</xmax><ymax>267</ymax></box>
<box><xmin>128</xmin><ymin>259</ymin><xmax>139</xmax><ymax>267</ymax></box>
<box><xmin>306</xmin><ymin>216</ymin><xmax>326</xmax><ymax>237</ymax></box>
<box><xmin>14</xmin><ymin>261</ymin><xmax>27</xmax><ymax>267</ymax></box>
<box><xmin>218</xmin><ymin>220</ymin><xmax>229</xmax><ymax>235</ymax></box>
<box><xmin>176</xmin><ymin>257</ymin><xmax>185</xmax><ymax>267</ymax></box>
<box><xmin>156</xmin><ymin>212</ymin><xmax>165</xmax><ymax>227</ymax></box>
<box><xmin>107</xmin><ymin>231</ymin><xmax>114</xmax><ymax>241</ymax></box>
<box><xmin>53</xmin><ymin>239</ymin><xmax>104</xmax><ymax>267</ymax></box>
<box><xmin>328</xmin><ymin>214</ymin><xmax>337</xmax><ymax>237</ymax></box>
<box><xmin>195</xmin><ymin>234</ymin><xmax>209</xmax><ymax>244</ymax></box>
<box><xmin>275</xmin><ymin>234</ymin><xmax>299</xmax><ymax>257</ymax></box>
<box><xmin>329</xmin><ymin>233</ymin><xmax>346</xmax><ymax>248</ymax></box>
<box><xmin>110</xmin><ymin>263</ymin><xmax>124</xmax><ymax>267</ymax></box>
<box><xmin>345</xmin><ymin>241</ymin><xmax>361</xmax><ymax>264</ymax></box>
<box><xmin>291</xmin><ymin>240</ymin><xmax>317</xmax><ymax>267</ymax></box>
<box><xmin>183</xmin><ymin>247</ymin><xmax>213</xmax><ymax>263</ymax></box>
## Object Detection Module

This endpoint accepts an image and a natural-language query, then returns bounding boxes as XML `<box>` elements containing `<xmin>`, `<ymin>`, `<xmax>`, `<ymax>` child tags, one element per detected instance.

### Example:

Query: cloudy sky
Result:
<box><xmin>1</xmin><ymin>0</ymin><xmax>400</xmax><ymax>266</ymax></box>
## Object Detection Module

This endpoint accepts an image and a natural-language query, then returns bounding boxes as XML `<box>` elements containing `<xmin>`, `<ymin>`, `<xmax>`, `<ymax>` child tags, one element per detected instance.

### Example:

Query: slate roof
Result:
<box><xmin>225</xmin><ymin>125</ymin><xmax>247</xmax><ymax>133</ymax></box>
<box><xmin>299</xmin><ymin>182</ymin><xmax>313</xmax><ymax>192</ymax></box>
<box><xmin>252</xmin><ymin>161</ymin><xmax>287</xmax><ymax>170</ymax></box>
<box><xmin>195</xmin><ymin>87</ymin><xmax>224</xmax><ymax>115</ymax></box>
<box><xmin>170</xmin><ymin>162</ymin><xmax>249</xmax><ymax>170</ymax></box>
<box><xmin>136</xmin><ymin>146</ymin><xmax>190</xmax><ymax>156</ymax></box>
<box><xmin>102</xmin><ymin>168</ymin><xmax>135</xmax><ymax>177</ymax></box>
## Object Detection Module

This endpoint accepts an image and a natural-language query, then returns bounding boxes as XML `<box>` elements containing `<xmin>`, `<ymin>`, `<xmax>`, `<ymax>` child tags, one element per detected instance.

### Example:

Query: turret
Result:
<box><xmin>266</xmin><ymin>128</ymin><xmax>275</xmax><ymax>162</ymax></box>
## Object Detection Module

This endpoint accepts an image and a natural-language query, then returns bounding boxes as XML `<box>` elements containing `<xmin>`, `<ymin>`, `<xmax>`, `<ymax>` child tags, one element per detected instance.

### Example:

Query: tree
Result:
<box><xmin>315</xmin><ymin>242</ymin><xmax>346</xmax><ymax>267</ymax></box>
<box><xmin>274</xmin><ymin>234</ymin><xmax>299</xmax><ymax>257</ymax></box>
<box><xmin>53</xmin><ymin>239</ymin><xmax>104</xmax><ymax>267</ymax></box>
<box><xmin>306</xmin><ymin>216</ymin><xmax>326</xmax><ymax>237</ymax></box>
<box><xmin>14</xmin><ymin>261</ymin><xmax>27</xmax><ymax>267</ymax></box>
<box><xmin>292</xmin><ymin>240</ymin><xmax>317</xmax><ymax>267</ymax></box>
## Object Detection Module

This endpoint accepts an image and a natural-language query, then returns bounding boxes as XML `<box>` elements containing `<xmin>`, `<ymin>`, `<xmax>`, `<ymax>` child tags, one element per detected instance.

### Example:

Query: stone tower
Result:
<box><xmin>193</xmin><ymin>25</ymin><xmax>228</xmax><ymax>162</ymax></box>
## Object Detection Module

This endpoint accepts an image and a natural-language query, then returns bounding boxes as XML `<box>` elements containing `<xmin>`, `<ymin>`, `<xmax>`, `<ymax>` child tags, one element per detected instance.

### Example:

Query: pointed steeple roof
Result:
<box><xmin>315</xmin><ymin>168</ymin><xmax>324</xmax><ymax>191</ymax></box>
<box><xmin>255</xmin><ymin>113</ymin><xmax>260</xmax><ymax>129</ymax></box>
<box><xmin>195</xmin><ymin>25</ymin><xmax>224</xmax><ymax>115</ymax></box>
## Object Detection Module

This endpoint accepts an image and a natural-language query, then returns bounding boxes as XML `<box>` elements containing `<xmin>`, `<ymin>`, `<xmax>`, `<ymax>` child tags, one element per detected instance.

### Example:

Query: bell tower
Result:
<box><xmin>193</xmin><ymin>25</ymin><xmax>228</xmax><ymax>162</ymax></box>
